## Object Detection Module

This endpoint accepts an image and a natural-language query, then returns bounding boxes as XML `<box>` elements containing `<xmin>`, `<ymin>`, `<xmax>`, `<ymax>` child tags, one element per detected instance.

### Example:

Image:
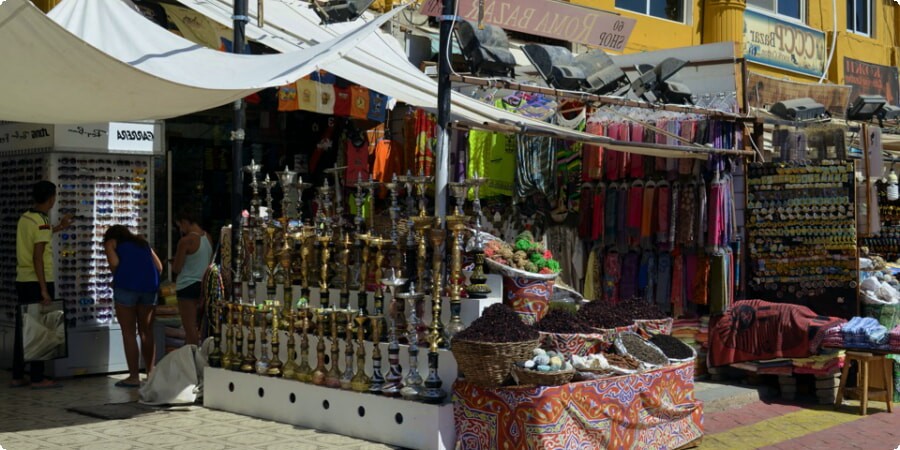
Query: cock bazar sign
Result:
<box><xmin>420</xmin><ymin>0</ymin><xmax>636</xmax><ymax>52</ymax></box>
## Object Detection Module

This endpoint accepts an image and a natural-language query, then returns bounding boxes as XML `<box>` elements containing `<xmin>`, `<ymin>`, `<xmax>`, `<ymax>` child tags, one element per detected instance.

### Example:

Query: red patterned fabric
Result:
<box><xmin>454</xmin><ymin>363</ymin><xmax>703</xmax><ymax>450</ymax></box>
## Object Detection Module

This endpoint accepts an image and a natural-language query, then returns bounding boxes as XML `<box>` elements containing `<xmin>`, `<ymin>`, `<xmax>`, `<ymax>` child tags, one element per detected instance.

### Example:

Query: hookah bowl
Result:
<box><xmin>295</xmin><ymin>307</ymin><xmax>314</xmax><ymax>382</ymax></box>
<box><xmin>311</xmin><ymin>309</ymin><xmax>328</xmax><ymax>385</ymax></box>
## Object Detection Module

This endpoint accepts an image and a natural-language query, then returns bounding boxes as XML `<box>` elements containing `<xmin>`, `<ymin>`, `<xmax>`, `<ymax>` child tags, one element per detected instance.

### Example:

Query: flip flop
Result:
<box><xmin>30</xmin><ymin>380</ymin><xmax>62</xmax><ymax>390</ymax></box>
<box><xmin>8</xmin><ymin>380</ymin><xmax>29</xmax><ymax>388</ymax></box>
<box><xmin>114</xmin><ymin>380</ymin><xmax>141</xmax><ymax>388</ymax></box>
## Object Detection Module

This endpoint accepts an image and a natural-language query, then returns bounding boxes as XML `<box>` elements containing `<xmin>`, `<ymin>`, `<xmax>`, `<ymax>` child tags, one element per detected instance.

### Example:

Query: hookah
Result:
<box><xmin>368</xmin><ymin>308</ymin><xmax>386</xmax><ymax>394</ymax></box>
<box><xmin>311</xmin><ymin>309</ymin><xmax>327</xmax><ymax>385</ymax></box>
<box><xmin>419</xmin><ymin>217</ymin><xmax>448</xmax><ymax>404</ymax></box>
<box><xmin>260</xmin><ymin>174</ymin><xmax>279</xmax><ymax>299</ymax></box>
<box><xmin>293</xmin><ymin>177</ymin><xmax>314</xmax><ymax>299</ymax></box>
<box><xmin>255</xmin><ymin>305</ymin><xmax>271</xmax><ymax>376</ymax></box>
<box><xmin>276</xmin><ymin>166</ymin><xmax>299</xmax><ymax>312</ymax></box>
<box><xmin>384</xmin><ymin>175</ymin><xmax>407</xmax><ymax>341</ymax></box>
<box><xmin>324</xmin><ymin>308</ymin><xmax>342</xmax><ymax>388</ymax></box>
<box><xmin>243</xmin><ymin>161</ymin><xmax>263</xmax><ymax>303</ymax></box>
<box><xmin>316</xmin><ymin>180</ymin><xmax>335</xmax><ymax>310</ymax></box>
<box><xmin>350</xmin><ymin>311</ymin><xmax>371</xmax><ymax>392</ymax></box>
<box><xmin>324</xmin><ymin>165</ymin><xmax>347</xmax><ymax>231</ymax></box>
<box><xmin>206</xmin><ymin>283</ymin><xmax>224</xmax><ymax>367</ymax></box>
<box><xmin>221</xmin><ymin>302</ymin><xmax>236</xmax><ymax>370</ymax></box>
<box><xmin>397</xmin><ymin>282</ymin><xmax>425</xmax><ymax>400</ymax></box>
<box><xmin>369</xmin><ymin>235</ymin><xmax>391</xmax><ymax>342</ymax></box>
<box><xmin>294</xmin><ymin>307</ymin><xmax>313</xmax><ymax>382</ymax></box>
<box><xmin>445</xmin><ymin>182</ymin><xmax>470</xmax><ymax>341</ymax></box>
<box><xmin>354</xmin><ymin>173</ymin><xmax>373</xmax><ymax>330</ymax></box>
<box><xmin>428</xmin><ymin>217</ymin><xmax>449</xmax><ymax>348</ymax></box>
<box><xmin>339</xmin><ymin>309</ymin><xmax>356</xmax><ymax>390</ymax></box>
<box><xmin>465</xmin><ymin>174</ymin><xmax>491</xmax><ymax>298</ymax></box>
<box><xmin>281</xmin><ymin>306</ymin><xmax>298</xmax><ymax>380</ymax></box>
<box><xmin>380</xmin><ymin>268</ymin><xmax>407</xmax><ymax>397</ymax></box>
<box><xmin>338</xmin><ymin>232</ymin><xmax>352</xmax><ymax>310</ymax></box>
<box><xmin>410</xmin><ymin>173</ymin><xmax>435</xmax><ymax>296</ymax></box>
<box><xmin>240</xmin><ymin>304</ymin><xmax>257</xmax><ymax>373</ymax></box>
<box><xmin>266</xmin><ymin>302</ymin><xmax>283</xmax><ymax>377</ymax></box>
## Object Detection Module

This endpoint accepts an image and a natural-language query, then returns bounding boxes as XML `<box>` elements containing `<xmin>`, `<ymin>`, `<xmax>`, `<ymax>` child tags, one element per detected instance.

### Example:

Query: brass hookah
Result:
<box><xmin>380</xmin><ymin>268</ymin><xmax>407</xmax><ymax>397</ymax></box>
<box><xmin>281</xmin><ymin>306</ymin><xmax>298</xmax><ymax>380</ymax></box>
<box><xmin>368</xmin><ymin>310</ymin><xmax>385</xmax><ymax>394</ymax></box>
<box><xmin>243</xmin><ymin>161</ymin><xmax>262</xmax><ymax>304</ymax></box>
<box><xmin>276</xmin><ymin>166</ymin><xmax>299</xmax><ymax>314</ymax></box>
<box><xmin>266</xmin><ymin>303</ymin><xmax>283</xmax><ymax>377</ymax></box>
<box><xmin>324</xmin><ymin>309</ymin><xmax>342</xmax><ymax>388</ymax></box>
<box><xmin>338</xmin><ymin>232</ymin><xmax>352</xmax><ymax>310</ymax></box>
<box><xmin>293</xmin><ymin>178</ymin><xmax>314</xmax><ymax>298</ymax></box>
<box><xmin>294</xmin><ymin>307</ymin><xmax>313</xmax><ymax>382</ymax></box>
<box><xmin>368</xmin><ymin>235</ymin><xmax>391</xmax><ymax>342</ymax></box>
<box><xmin>207</xmin><ymin>300</ymin><xmax>224</xmax><ymax>367</ymax></box>
<box><xmin>429</xmin><ymin>217</ymin><xmax>448</xmax><ymax>348</ymax></box>
<box><xmin>350</xmin><ymin>312</ymin><xmax>371</xmax><ymax>392</ymax></box>
<box><xmin>240</xmin><ymin>304</ymin><xmax>257</xmax><ymax>373</ymax></box>
<box><xmin>316</xmin><ymin>180</ymin><xmax>334</xmax><ymax>310</ymax></box>
<box><xmin>384</xmin><ymin>175</ymin><xmax>407</xmax><ymax>341</ymax></box>
<box><xmin>465</xmin><ymin>174</ymin><xmax>491</xmax><ymax>298</ymax></box>
<box><xmin>221</xmin><ymin>302</ymin><xmax>236</xmax><ymax>370</ymax></box>
<box><xmin>259</xmin><ymin>174</ymin><xmax>279</xmax><ymax>301</ymax></box>
<box><xmin>397</xmin><ymin>282</ymin><xmax>425</xmax><ymax>400</ymax></box>
<box><xmin>339</xmin><ymin>309</ymin><xmax>356</xmax><ymax>390</ymax></box>
<box><xmin>311</xmin><ymin>309</ymin><xmax>327</xmax><ymax>385</ymax></box>
<box><xmin>445</xmin><ymin>182</ymin><xmax>470</xmax><ymax>341</ymax></box>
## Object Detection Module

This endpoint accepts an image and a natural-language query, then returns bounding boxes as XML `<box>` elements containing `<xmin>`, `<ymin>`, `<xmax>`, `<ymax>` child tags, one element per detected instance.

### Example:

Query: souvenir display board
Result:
<box><xmin>746</xmin><ymin>161</ymin><xmax>858</xmax><ymax>318</ymax></box>
<box><xmin>860</xmin><ymin>180</ymin><xmax>900</xmax><ymax>260</ymax></box>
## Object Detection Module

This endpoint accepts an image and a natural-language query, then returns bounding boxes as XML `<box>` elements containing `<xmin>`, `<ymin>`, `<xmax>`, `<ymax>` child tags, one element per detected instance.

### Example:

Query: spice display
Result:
<box><xmin>649</xmin><ymin>334</ymin><xmax>695</xmax><ymax>360</ymax></box>
<box><xmin>454</xmin><ymin>304</ymin><xmax>540</xmax><ymax>343</ymax></box>
<box><xmin>522</xmin><ymin>348</ymin><xmax>573</xmax><ymax>372</ymax></box>
<box><xmin>576</xmin><ymin>299</ymin><xmax>631</xmax><ymax>328</ymax></box>
<box><xmin>571</xmin><ymin>353</ymin><xmax>609</xmax><ymax>371</ymax></box>
<box><xmin>602</xmin><ymin>353</ymin><xmax>641</xmax><ymax>371</ymax></box>
<box><xmin>535</xmin><ymin>309</ymin><xmax>593</xmax><ymax>334</ymax></box>
<box><xmin>616</xmin><ymin>298</ymin><xmax>667</xmax><ymax>320</ymax></box>
<box><xmin>617</xmin><ymin>333</ymin><xmax>668</xmax><ymax>366</ymax></box>
<box><xmin>484</xmin><ymin>230</ymin><xmax>560</xmax><ymax>275</ymax></box>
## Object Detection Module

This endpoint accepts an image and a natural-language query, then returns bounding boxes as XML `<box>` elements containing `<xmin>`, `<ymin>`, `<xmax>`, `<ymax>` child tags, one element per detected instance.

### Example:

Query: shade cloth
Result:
<box><xmin>0</xmin><ymin>0</ymin><xmax>400</xmax><ymax>123</ymax></box>
<box><xmin>453</xmin><ymin>363</ymin><xmax>703</xmax><ymax>449</ymax></box>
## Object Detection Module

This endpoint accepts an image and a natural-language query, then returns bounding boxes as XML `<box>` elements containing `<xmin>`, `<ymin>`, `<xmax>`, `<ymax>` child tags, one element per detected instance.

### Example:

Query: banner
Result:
<box><xmin>420</xmin><ymin>0</ymin><xmax>635</xmax><ymax>52</ymax></box>
<box><xmin>843</xmin><ymin>57</ymin><xmax>900</xmax><ymax>106</ymax></box>
<box><xmin>743</xmin><ymin>10</ymin><xmax>826</xmax><ymax>77</ymax></box>
<box><xmin>747</xmin><ymin>71</ymin><xmax>851</xmax><ymax>118</ymax></box>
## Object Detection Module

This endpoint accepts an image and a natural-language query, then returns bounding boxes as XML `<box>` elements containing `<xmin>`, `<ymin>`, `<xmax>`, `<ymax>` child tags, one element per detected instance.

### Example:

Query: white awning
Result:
<box><xmin>170</xmin><ymin>0</ymin><xmax>725</xmax><ymax>159</ymax></box>
<box><xmin>0</xmin><ymin>0</ymin><xmax>399</xmax><ymax>123</ymax></box>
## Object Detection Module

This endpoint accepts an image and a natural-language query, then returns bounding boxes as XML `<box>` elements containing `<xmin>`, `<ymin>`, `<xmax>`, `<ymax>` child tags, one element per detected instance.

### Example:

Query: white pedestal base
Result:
<box><xmin>204</xmin><ymin>367</ymin><xmax>455</xmax><ymax>450</ymax></box>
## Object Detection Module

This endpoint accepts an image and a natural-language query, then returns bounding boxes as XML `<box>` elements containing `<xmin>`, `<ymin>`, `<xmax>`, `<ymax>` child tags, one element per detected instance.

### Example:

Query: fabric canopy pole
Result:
<box><xmin>0</xmin><ymin>0</ymin><xmax>401</xmax><ymax>123</ymax></box>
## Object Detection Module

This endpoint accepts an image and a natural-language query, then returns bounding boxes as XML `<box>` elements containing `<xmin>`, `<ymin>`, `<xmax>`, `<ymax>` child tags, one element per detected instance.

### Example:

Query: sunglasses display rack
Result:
<box><xmin>54</xmin><ymin>154</ymin><xmax>152</xmax><ymax>329</ymax></box>
<box><xmin>0</xmin><ymin>156</ymin><xmax>48</xmax><ymax>327</ymax></box>
<box><xmin>746</xmin><ymin>161</ymin><xmax>859</xmax><ymax>318</ymax></box>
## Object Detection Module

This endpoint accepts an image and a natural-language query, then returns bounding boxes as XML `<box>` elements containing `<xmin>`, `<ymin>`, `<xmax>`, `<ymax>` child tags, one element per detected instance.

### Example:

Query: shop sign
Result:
<box><xmin>843</xmin><ymin>57</ymin><xmax>900</xmax><ymax>106</ymax></box>
<box><xmin>420</xmin><ymin>0</ymin><xmax>635</xmax><ymax>52</ymax></box>
<box><xmin>0</xmin><ymin>123</ymin><xmax>53</xmax><ymax>151</ymax></box>
<box><xmin>743</xmin><ymin>10</ymin><xmax>826</xmax><ymax>77</ymax></box>
<box><xmin>108</xmin><ymin>122</ymin><xmax>157</xmax><ymax>153</ymax></box>
<box><xmin>747</xmin><ymin>71</ymin><xmax>852</xmax><ymax>118</ymax></box>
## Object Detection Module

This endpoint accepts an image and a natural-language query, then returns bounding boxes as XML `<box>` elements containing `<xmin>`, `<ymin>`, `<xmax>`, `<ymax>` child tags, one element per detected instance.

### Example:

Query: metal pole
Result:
<box><xmin>434</xmin><ymin>0</ymin><xmax>456</xmax><ymax>221</ymax></box>
<box><xmin>232</xmin><ymin>0</ymin><xmax>248</xmax><ymax>287</ymax></box>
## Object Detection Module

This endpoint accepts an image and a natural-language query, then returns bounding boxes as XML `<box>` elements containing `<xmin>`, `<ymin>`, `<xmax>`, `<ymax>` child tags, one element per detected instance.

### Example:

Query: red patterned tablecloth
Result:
<box><xmin>453</xmin><ymin>363</ymin><xmax>703</xmax><ymax>450</ymax></box>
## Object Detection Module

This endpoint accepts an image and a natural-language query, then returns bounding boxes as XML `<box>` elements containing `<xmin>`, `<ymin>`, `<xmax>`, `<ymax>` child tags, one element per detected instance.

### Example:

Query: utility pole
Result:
<box><xmin>434</xmin><ymin>0</ymin><xmax>456</xmax><ymax>220</ymax></box>
<box><xmin>232</xmin><ymin>0</ymin><xmax>248</xmax><ymax>280</ymax></box>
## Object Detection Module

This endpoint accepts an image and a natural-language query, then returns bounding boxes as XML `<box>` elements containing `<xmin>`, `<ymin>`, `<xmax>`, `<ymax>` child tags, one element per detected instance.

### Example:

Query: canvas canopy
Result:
<box><xmin>0</xmin><ymin>0</ymin><xmax>399</xmax><ymax>123</ymax></box>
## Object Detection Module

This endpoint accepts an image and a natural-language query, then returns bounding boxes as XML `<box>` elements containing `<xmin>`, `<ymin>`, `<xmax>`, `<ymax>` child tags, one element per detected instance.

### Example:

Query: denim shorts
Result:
<box><xmin>114</xmin><ymin>287</ymin><xmax>157</xmax><ymax>307</ymax></box>
<box><xmin>176</xmin><ymin>282</ymin><xmax>202</xmax><ymax>301</ymax></box>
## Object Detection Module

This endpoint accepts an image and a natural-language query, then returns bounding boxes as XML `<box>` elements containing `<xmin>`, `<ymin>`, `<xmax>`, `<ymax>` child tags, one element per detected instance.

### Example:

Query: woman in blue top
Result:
<box><xmin>172</xmin><ymin>205</ymin><xmax>212</xmax><ymax>347</ymax></box>
<box><xmin>103</xmin><ymin>225</ymin><xmax>163</xmax><ymax>388</ymax></box>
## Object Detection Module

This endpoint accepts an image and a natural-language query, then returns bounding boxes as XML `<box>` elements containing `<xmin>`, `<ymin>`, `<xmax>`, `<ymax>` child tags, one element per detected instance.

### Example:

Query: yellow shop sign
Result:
<box><xmin>743</xmin><ymin>10</ymin><xmax>826</xmax><ymax>77</ymax></box>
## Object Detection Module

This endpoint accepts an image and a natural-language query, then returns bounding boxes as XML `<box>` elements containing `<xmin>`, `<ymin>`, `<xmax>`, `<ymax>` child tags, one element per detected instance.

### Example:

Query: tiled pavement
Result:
<box><xmin>0</xmin><ymin>370</ymin><xmax>395</xmax><ymax>450</ymax></box>
<box><xmin>3</xmin><ymin>368</ymin><xmax>900</xmax><ymax>449</ymax></box>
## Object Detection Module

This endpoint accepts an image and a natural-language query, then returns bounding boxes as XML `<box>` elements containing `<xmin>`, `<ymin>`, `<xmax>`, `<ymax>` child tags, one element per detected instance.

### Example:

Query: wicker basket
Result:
<box><xmin>512</xmin><ymin>364</ymin><xmax>575</xmax><ymax>387</ymax></box>
<box><xmin>452</xmin><ymin>338</ymin><xmax>541</xmax><ymax>387</ymax></box>
<box><xmin>589</xmin><ymin>324</ymin><xmax>637</xmax><ymax>351</ymax></box>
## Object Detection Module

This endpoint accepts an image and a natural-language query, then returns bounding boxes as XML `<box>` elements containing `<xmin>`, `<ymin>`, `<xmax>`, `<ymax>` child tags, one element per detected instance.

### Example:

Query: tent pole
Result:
<box><xmin>434</xmin><ymin>0</ymin><xmax>456</xmax><ymax>222</ymax></box>
<box><xmin>232</xmin><ymin>0</ymin><xmax>248</xmax><ymax>292</ymax></box>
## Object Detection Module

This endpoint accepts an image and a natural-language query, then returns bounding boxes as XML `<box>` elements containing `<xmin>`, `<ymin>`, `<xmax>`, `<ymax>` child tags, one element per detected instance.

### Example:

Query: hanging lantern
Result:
<box><xmin>888</xmin><ymin>169</ymin><xmax>899</xmax><ymax>201</ymax></box>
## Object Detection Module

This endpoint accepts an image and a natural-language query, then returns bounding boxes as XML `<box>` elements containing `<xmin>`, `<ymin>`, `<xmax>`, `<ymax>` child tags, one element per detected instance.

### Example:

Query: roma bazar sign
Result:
<box><xmin>420</xmin><ymin>0</ymin><xmax>635</xmax><ymax>52</ymax></box>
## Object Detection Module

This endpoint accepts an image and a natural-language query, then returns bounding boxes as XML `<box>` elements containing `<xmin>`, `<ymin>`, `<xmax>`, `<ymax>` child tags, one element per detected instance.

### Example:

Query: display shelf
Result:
<box><xmin>204</xmin><ymin>367</ymin><xmax>455</xmax><ymax>450</ymax></box>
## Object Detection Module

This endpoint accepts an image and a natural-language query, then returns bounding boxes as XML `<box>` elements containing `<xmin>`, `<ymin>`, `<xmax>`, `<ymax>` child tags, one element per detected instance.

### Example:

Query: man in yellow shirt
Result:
<box><xmin>11</xmin><ymin>181</ymin><xmax>72</xmax><ymax>389</ymax></box>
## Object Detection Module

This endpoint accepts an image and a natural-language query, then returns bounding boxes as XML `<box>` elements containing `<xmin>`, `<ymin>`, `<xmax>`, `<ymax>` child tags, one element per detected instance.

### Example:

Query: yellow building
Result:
<box><xmin>571</xmin><ymin>0</ymin><xmax>899</xmax><ymax>87</ymax></box>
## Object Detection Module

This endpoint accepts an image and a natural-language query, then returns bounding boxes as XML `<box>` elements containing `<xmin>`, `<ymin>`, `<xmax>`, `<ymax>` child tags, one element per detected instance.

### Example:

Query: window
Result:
<box><xmin>747</xmin><ymin>0</ymin><xmax>804</xmax><ymax>22</ymax></box>
<box><xmin>616</xmin><ymin>0</ymin><xmax>685</xmax><ymax>23</ymax></box>
<box><xmin>847</xmin><ymin>0</ymin><xmax>871</xmax><ymax>36</ymax></box>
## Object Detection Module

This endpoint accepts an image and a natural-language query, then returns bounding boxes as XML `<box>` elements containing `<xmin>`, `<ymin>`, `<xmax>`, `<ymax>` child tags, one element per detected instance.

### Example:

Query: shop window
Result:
<box><xmin>846</xmin><ymin>0</ymin><xmax>871</xmax><ymax>36</ymax></box>
<box><xmin>747</xmin><ymin>0</ymin><xmax>804</xmax><ymax>22</ymax></box>
<box><xmin>615</xmin><ymin>0</ymin><xmax>685</xmax><ymax>23</ymax></box>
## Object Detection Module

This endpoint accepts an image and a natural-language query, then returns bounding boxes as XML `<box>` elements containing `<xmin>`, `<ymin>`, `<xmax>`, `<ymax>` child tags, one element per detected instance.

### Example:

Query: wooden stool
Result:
<box><xmin>835</xmin><ymin>351</ymin><xmax>893</xmax><ymax>415</ymax></box>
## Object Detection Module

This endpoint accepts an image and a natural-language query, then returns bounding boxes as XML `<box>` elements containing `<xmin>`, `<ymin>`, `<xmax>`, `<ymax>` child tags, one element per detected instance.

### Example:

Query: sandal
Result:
<box><xmin>8</xmin><ymin>380</ymin><xmax>29</xmax><ymax>388</ymax></box>
<box><xmin>30</xmin><ymin>380</ymin><xmax>62</xmax><ymax>390</ymax></box>
<box><xmin>115</xmin><ymin>380</ymin><xmax>141</xmax><ymax>388</ymax></box>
